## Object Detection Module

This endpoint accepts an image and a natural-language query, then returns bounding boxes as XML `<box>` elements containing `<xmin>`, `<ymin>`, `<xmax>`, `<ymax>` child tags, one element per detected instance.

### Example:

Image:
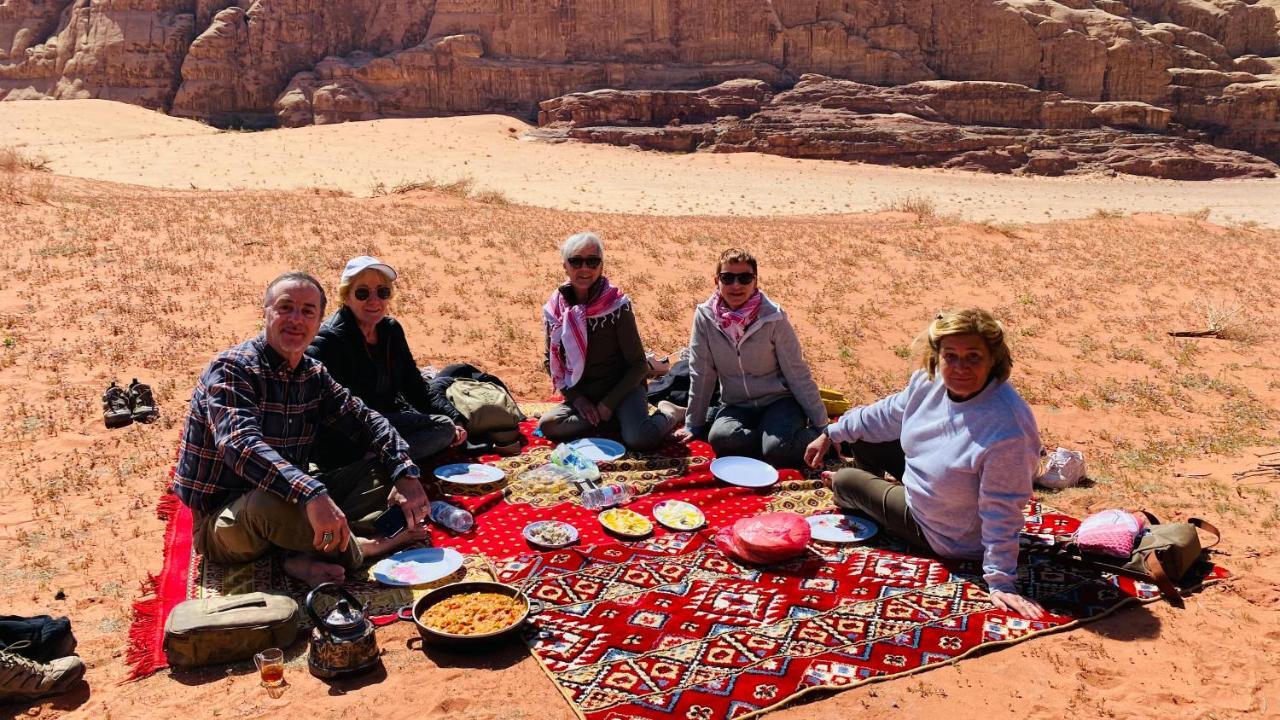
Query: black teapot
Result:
<box><xmin>305</xmin><ymin>583</ymin><xmax>381</xmax><ymax>679</ymax></box>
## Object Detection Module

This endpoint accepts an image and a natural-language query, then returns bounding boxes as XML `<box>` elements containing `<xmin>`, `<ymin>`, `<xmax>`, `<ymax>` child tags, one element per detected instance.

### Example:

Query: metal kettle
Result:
<box><xmin>305</xmin><ymin>583</ymin><xmax>381</xmax><ymax>678</ymax></box>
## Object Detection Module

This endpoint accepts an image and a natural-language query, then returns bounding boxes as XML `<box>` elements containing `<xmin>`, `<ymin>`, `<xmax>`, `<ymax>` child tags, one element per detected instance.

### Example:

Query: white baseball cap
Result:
<box><xmin>341</xmin><ymin>256</ymin><xmax>397</xmax><ymax>283</ymax></box>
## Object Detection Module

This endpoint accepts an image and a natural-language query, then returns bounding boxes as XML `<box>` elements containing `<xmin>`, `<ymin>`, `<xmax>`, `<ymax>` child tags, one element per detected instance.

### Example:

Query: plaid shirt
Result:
<box><xmin>173</xmin><ymin>335</ymin><xmax>418</xmax><ymax>513</ymax></box>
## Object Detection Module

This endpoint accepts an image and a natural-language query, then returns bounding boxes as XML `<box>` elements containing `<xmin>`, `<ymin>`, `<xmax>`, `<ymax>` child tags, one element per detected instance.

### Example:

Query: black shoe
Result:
<box><xmin>102</xmin><ymin>382</ymin><xmax>132</xmax><ymax>428</ymax></box>
<box><xmin>127</xmin><ymin>378</ymin><xmax>158</xmax><ymax>423</ymax></box>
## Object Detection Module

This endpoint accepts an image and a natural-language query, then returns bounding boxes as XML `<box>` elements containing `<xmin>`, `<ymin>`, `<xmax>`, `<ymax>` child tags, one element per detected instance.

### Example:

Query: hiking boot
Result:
<box><xmin>0</xmin><ymin>647</ymin><xmax>85</xmax><ymax>702</ymax></box>
<box><xmin>127</xmin><ymin>378</ymin><xmax>158</xmax><ymax>423</ymax></box>
<box><xmin>0</xmin><ymin>616</ymin><xmax>76</xmax><ymax>663</ymax></box>
<box><xmin>102</xmin><ymin>381</ymin><xmax>132</xmax><ymax>429</ymax></box>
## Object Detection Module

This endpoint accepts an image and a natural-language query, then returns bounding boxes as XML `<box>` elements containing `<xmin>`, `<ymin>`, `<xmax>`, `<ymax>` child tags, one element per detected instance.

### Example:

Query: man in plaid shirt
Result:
<box><xmin>174</xmin><ymin>272</ymin><xmax>432</xmax><ymax>587</ymax></box>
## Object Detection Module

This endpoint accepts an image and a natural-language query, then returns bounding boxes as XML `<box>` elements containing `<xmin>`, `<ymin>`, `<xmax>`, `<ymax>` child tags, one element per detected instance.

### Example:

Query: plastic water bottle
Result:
<box><xmin>429</xmin><ymin>500</ymin><xmax>474</xmax><ymax>533</ymax></box>
<box><xmin>550</xmin><ymin>443</ymin><xmax>600</xmax><ymax>482</ymax></box>
<box><xmin>580</xmin><ymin>483</ymin><xmax>633</xmax><ymax>511</ymax></box>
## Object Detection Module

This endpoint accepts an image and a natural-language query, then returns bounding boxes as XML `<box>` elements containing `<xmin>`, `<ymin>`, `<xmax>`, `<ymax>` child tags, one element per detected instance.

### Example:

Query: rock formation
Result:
<box><xmin>537</xmin><ymin>75</ymin><xmax>1278</xmax><ymax>179</ymax></box>
<box><xmin>1</xmin><ymin>0</ymin><xmax>1278</xmax><ymax>172</ymax></box>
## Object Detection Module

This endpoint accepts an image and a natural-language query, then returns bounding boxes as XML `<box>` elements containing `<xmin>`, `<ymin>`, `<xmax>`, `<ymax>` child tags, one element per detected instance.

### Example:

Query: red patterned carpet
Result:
<box><xmin>128</xmin><ymin>417</ymin><xmax>1225</xmax><ymax>720</ymax></box>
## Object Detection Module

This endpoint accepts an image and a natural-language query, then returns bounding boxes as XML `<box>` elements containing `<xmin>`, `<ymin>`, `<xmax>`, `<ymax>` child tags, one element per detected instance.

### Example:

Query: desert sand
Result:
<box><xmin>4</xmin><ymin>100</ymin><xmax>1280</xmax><ymax>227</ymax></box>
<box><xmin>1</xmin><ymin>99</ymin><xmax>1279</xmax><ymax>719</ymax></box>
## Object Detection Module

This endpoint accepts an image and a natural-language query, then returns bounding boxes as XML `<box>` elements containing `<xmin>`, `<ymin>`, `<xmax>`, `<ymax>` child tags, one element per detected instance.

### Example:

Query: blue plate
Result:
<box><xmin>434</xmin><ymin>462</ymin><xmax>505</xmax><ymax>485</ymax></box>
<box><xmin>568</xmin><ymin>437</ymin><xmax>626</xmax><ymax>462</ymax></box>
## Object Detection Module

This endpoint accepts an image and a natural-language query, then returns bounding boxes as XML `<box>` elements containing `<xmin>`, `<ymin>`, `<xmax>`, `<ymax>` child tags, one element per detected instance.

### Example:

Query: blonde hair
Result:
<box><xmin>337</xmin><ymin>267</ymin><xmax>395</xmax><ymax>304</ymax></box>
<box><xmin>913</xmin><ymin>307</ymin><xmax>1012</xmax><ymax>382</ymax></box>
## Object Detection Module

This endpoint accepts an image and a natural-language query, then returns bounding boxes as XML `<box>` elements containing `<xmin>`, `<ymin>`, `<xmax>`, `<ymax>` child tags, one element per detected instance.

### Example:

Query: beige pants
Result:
<box><xmin>193</xmin><ymin>459</ymin><xmax>393</xmax><ymax>570</ymax></box>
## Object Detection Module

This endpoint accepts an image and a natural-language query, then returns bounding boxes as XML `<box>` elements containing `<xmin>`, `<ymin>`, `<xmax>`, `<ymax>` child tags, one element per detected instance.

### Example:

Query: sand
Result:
<box><xmin>4</xmin><ymin>99</ymin><xmax>1280</xmax><ymax>226</ymax></box>
<box><xmin>1</xmin><ymin>99</ymin><xmax>1279</xmax><ymax>719</ymax></box>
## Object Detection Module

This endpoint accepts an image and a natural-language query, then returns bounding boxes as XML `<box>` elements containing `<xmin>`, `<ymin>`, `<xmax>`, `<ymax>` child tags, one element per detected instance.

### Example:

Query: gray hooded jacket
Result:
<box><xmin>684</xmin><ymin>293</ymin><xmax>827</xmax><ymax>434</ymax></box>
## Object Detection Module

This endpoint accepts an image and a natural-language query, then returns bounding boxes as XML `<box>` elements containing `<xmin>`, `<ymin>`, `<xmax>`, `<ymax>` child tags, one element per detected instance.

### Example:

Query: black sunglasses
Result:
<box><xmin>353</xmin><ymin>286</ymin><xmax>393</xmax><ymax>301</ymax></box>
<box><xmin>717</xmin><ymin>272</ymin><xmax>756</xmax><ymax>285</ymax></box>
<box><xmin>567</xmin><ymin>256</ymin><xmax>602</xmax><ymax>269</ymax></box>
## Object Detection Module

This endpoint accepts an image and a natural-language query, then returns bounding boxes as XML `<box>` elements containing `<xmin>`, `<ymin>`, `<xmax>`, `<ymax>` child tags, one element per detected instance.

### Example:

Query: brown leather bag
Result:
<box><xmin>164</xmin><ymin>593</ymin><xmax>298</xmax><ymax>668</ymax></box>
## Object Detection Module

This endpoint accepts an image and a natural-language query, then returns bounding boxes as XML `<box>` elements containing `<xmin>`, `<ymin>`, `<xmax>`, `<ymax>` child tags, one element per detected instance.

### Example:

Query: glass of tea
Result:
<box><xmin>253</xmin><ymin>647</ymin><xmax>286</xmax><ymax>698</ymax></box>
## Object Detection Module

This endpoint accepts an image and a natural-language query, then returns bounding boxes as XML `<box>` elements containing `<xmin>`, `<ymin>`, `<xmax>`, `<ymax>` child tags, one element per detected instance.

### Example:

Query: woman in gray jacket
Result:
<box><xmin>673</xmin><ymin>248</ymin><xmax>827</xmax><ymax>468</ymax></box>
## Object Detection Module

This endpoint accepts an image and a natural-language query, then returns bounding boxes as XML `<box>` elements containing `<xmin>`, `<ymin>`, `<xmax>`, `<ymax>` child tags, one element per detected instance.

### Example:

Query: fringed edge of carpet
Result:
<box><xmin>124</xmin><ymin>491</ymin><xmax>192</xmax><ymax>682</ymax></box>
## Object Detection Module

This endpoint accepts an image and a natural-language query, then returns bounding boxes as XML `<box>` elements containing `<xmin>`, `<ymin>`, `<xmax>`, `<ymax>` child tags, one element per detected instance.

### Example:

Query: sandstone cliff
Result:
<box><xmin>2</xmin><ymin>0</ymin><xmax>1278</xmax><ymax>171</ymax></box>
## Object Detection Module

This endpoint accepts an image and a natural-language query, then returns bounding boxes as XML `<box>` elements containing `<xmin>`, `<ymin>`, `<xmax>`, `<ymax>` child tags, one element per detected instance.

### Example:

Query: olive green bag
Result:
<box><xmin>164</xmin><ymin>593</ymin><xmax>299</xmax><ymax>668</ymax></box>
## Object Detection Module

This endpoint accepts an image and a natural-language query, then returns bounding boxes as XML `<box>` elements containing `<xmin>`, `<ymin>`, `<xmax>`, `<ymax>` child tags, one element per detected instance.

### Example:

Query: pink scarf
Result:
<box><xmin>544</xmin><ymin>278</ymin><xmax>630</xmax><ymax>391</ymax></box>
<box><xmin>711</xmin><ymin>289</ymin><xmax>763</xmax><ymax>346</ymax></box>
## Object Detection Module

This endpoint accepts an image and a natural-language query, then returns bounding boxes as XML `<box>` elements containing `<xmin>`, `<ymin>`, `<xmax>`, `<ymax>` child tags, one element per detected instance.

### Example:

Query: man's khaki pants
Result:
<box><xmin>193</xmin><ymin>459</ymin><xmax>394</xmax><ymax>570</ymax></box>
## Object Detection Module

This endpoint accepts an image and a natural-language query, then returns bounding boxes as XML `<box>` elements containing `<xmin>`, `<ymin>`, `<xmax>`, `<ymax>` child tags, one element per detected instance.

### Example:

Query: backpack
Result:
<box><xmin>445</xmin><ymin>378</ymin><xmax>524</xmax><ymax>441</ymax></box>
<box><xmin>1046</xmin><ymin>514</ymin><xmax>1220</xmax><ymax>604</ymax></box>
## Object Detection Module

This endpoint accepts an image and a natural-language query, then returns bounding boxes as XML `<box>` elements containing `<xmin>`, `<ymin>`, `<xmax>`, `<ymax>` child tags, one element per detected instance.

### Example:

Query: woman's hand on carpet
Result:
<box><xmin>989</xmin><ymin>590</ymin><xmax>1046</xmax><ymax>620</ymax></box>
<box><xmin>819</xmin><ymin>470</ymin><xmax>835</xmax><ymax>489</ymax></box>
<box><xmin>672</xmin><ymin>427</ymin><xmax>693</xmax><ymax>444</ymax></box>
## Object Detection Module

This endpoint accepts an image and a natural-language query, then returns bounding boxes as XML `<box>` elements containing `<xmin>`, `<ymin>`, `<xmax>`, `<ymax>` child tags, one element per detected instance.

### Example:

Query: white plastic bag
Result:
<box><xmin>1036</xmin><ymin>447</ymin><xmax>1086</xmax><ymax>489</ymax></box>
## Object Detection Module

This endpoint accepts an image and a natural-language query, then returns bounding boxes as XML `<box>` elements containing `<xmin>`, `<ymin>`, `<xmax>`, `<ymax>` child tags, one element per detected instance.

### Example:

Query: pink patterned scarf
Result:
<box><xmin>544</xmin><ymin>278</ymin><xmax>630</xmax><ymax>391</ymax></box>
<box><xmin>711</xmin><ymin>289</ymin><xmax>763</xmax><ymax>346</ymax></box>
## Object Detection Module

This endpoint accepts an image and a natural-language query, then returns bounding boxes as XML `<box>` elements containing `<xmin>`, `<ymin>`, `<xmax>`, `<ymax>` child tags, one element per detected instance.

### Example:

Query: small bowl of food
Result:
<box><xmin>599</xmin><ymin>507</ymin><xmax>653</xmax><ymax>538</ymax></box>
<box><xmin>404</xmin><ymin>581</ymin><xmax>536</xmax><ymax>648</ymax></box>
<box><xmin>524</xmin><ymin>520</ymin><xmax>579</xmax><ymax>549</ymax></box>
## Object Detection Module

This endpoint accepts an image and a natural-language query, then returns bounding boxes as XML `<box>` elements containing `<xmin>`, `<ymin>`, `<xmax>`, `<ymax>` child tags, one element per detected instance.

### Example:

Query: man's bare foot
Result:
<box><xmin>356</xmin><ymin>522</ymin><xmax>430</xmax><ymax>559</ymax></box>
<box><xmin>282</xmin><ymin>554</ymin><xmax>347</xmax><ymax>587</ymax></box>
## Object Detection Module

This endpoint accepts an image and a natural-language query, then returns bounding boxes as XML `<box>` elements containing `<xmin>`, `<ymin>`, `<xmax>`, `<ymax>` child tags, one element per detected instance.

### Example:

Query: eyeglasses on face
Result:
<box><xmin>353</xmin><ymin>286</ymin><xmax>393</xmax><ymax>301</ymax></box>
<box><xmin>567</xmin><ymin>256</ymin><xmax>602</xmax><ymax>269</ymax></box>
<box><xmin>717</xmin><ymin>271</ymin><xmax>756</xmax><ymax>286</ymax></box>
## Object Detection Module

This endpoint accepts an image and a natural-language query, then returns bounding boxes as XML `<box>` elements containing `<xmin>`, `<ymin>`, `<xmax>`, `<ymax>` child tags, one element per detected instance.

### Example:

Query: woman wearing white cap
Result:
<box><xmin>307</xmin><ymin>256</ymin><xmax>465</xmax><ymax>469</ymax></box>
<box><xmin>540</xmin><ymin>232</ymin><xmax>684</xmax><ymax>451</ymax></box>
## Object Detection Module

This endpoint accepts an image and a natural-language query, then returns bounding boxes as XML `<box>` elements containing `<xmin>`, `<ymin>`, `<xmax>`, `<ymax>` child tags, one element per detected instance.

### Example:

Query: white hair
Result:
<box><xmin>560</xmin><ymin>231</ymin><xmax>604</xmax><ymax>260</ymax></box>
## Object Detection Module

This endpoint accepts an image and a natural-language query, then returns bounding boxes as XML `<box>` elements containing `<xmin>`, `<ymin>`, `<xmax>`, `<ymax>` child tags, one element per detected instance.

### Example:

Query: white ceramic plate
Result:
<box><xmin>435</xmin><ymin>462</ymin><xmax>505</xmax><ymax>485</ymax></box>
<box><xmin>370</xmin><ymin>547</ymin><xmax>464</xmax><ymax>586</ymax></box>
<box><xmin>806</xmin><ymin>513</ymin><xmax>879</xmax><ymax>543</ymax></box>
<box><xmin>567</xmin><ymin>437</ymin><xmax>626</xmax><ymax>463</ymax></box>
<box><xmin>523</xmin><ymin>520</ymin><xmax>580</xmax><ymax>549</ymax></box>
<box><xmin>652</xmin><ymin>500</ymin><xmax>706</xmax><ymax>531</ymax></box>
<box><xmin>709</xmin><ymin>456</ymin><xmax>779</xmax><ymax>488</ymax></box>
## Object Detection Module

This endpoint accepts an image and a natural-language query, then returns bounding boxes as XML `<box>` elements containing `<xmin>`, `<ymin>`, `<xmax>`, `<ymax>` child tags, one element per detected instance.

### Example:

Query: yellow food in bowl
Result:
<box><xmin>600</xmin><ymin>508</ymin><xmax>652</xmax><ymax>536</ymax></box>
<box><xmin>419</xmin><ymin>591</ymin><xmax>525</xmax><ymax>635</ymax></box>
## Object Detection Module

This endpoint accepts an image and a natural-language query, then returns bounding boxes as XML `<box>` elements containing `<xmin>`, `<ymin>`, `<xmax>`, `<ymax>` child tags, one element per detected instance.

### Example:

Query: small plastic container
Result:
<box><xmin>580</xmin><ymin>483</ymin><xmax>633</xmax><ymax>511</ymax></box>
<box><xmin>550</xmin><ymin>443</ymin><xmax>600</xmax><ymax>482</ymax></box>
<box><xmin>429</xmin><ymin>500</ymin><xmax>474</xmax><ymax>533</ymax></box>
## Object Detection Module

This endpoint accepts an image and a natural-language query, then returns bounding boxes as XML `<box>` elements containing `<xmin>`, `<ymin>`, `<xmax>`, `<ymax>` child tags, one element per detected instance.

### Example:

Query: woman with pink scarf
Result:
<box><xmin>673</xmin><ymin>248</ymin><xmax>828</xmax><ymax>468</ymax></box>
<box><xmin>540</xmin><ymin>232</ymin><xmax>684</xmax><ymax>451</ymax></box>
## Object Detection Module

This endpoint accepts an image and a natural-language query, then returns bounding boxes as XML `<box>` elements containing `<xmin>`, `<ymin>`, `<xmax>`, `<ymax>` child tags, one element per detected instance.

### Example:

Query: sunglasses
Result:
<box><xmin>717</xmin><ymin>272</ymin><xmax>756</xmax><ymax>285</ymax></box>
<box><xmin>353</xmin><ymin>286</ymin><xmax>393</xmax><ymax>301</ymax></box>
<box><xmin>567</xmin><ymin>256</ymin><xmax>602</xmax><ymax>269</ymax></box>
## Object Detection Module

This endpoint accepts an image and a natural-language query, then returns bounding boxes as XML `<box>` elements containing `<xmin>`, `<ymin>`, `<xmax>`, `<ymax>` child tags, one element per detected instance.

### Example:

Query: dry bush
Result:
<box><xmin>0</xmin><ymin>145</ymin><xmax>51</xmax><ymax>173</ymax></box>
<box><xmin>880</xmin><ymin>194</ymin><xmax>937</xmax><ymax>218</ymax></box>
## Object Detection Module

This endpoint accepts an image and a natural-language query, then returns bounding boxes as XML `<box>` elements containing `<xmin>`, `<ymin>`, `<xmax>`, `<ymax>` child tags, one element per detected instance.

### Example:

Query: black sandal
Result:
<box><xmin>102</xmin><ymin>382</ymin><xmax>132</xmax><ymax>428</ymax></box>
<box><xmin>128</xmin><ymin>378</ymin><xmax>158</xmax><ymax>423</ymax></box>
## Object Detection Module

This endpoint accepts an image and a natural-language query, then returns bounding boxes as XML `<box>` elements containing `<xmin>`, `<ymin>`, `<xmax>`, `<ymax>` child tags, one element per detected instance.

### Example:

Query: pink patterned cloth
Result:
<box><xmin>1075</xmin><ymin>509</ymin><xmax>1149</xmax><ymax>558</ymax></box>
<box><xmin>710</xmin><ymin>289</ymin><xmax>764</xmax><ymax>346</ymax></box>
<box><xmin>543</xmin><ymin>278</ymin><xmax>629</xmax><ymax>391</ymax></box>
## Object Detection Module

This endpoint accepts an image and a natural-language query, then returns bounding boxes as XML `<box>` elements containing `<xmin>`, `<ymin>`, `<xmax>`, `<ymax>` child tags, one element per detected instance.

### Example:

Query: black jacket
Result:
<box><xmin>306</xmin><ymin>306</ymin><xmax>435</xmax><ymax>467</ymax></box>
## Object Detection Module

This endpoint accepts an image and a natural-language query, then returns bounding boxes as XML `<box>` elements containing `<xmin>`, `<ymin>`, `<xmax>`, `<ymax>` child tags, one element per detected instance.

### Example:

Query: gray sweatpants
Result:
<box><xmin>539</xmin><ymin>386</ymin><xmax>675</xmax><ymax>452</ymax></box>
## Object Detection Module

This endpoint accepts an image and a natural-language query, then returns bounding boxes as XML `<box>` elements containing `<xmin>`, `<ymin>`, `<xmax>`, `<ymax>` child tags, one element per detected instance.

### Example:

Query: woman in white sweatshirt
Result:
<box><xmin>803</xmin><ymin>308</ymin><xmax>1045</xmax><ymax>619</ymax></box>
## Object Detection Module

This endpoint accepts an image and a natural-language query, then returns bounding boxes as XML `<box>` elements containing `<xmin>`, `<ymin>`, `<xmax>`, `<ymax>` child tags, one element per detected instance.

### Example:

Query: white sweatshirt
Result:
<box><xmin>826</xmin><ymin>370</ymin><xmax>1040</xmax><ymax>593</ymax></box>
